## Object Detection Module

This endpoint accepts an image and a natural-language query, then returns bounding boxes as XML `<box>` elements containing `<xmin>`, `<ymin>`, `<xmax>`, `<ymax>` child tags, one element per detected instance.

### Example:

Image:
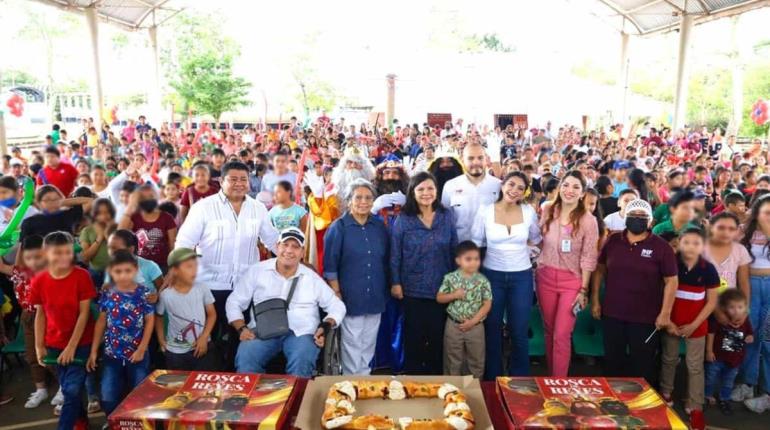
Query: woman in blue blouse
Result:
<box><xmin>390</xmin><ymin>171</ymin><xmax>458</xmax><ymax>374</ymax></box>
<box><xmin>323</xmin><ymin>178</ymin><xmax>389</xmax><ymax>375</ymax></box>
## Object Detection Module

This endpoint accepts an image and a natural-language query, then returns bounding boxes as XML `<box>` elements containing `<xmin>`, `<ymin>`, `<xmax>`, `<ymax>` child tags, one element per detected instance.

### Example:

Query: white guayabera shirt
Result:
<box><xmin>175</xmin><ymin>190</ymin><xmax>279</xmax><ymax>291</ymax></box>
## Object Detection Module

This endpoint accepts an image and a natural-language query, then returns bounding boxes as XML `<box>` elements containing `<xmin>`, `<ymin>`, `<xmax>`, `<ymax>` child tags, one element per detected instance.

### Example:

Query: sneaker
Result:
<box><xmin>718</xmin><ymin>399</ymin><xmax>733</xmax><ymax>415</ymax></box>
<box><xmin>53</xmin><ymin>404</ymin><xmax>62</xmax><ymax>416</ymax></box>
<box><xmin>730</xmin><ymin>383</ymin><xmax>754</xmax><ymax>402</ymax></box>
<box><xmin>87</xmin><ymin>399</ymin><xmax>101</xmax><ymax>413</ymax></box>
<box><xmin>689</xmin><ymin>409</ymin><xmax>705</xmax><ymax>430</ymax></box>
<box><xmin>660</xmin><ymin>393</ymin><xmax>674</xmax><ymax>407</ymax></box>
<box><xmin>24</xmin><ymin>389</ymin><xmax>49</xmax><ymax>409</ymax></box>
<box><xmin>705</xmin><ymin>396</ymin><xmax>716</xmax><ymax>406</ymax></box>
<box><xmin>745</xmin><ymin>393</ymin><xmax>770</xmax><ymax>413</ymax></box>
<box><xmin>50</xmin><ymin>388</ymin><xmax>64</xmax><ymax>406</ymax></box>
<box><xmin>0</xmin><ymin>395</ymin><xmax>13</xmax><ymax>406</ymax></box>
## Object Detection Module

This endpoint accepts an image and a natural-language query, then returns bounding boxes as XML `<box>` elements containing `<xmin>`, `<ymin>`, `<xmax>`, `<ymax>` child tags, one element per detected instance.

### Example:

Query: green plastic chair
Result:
<box><xmin>529</xmin><ymin>307</ymin><xmax>545</xmax><ymax>356</ymax></box>
<box><xmin>573</xmin><ymin>307</ymin><xmax>604</xmax><ymax>357</ymax></box>
<box><xmin>1</xmin><ymin>321</ymin><xmax>25</xmax><ymax>356</ymax></box>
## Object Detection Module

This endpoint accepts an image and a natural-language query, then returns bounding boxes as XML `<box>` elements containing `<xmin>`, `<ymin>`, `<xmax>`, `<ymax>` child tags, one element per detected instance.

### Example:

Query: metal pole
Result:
<box><xmin>386</xmin><ymin>74</ymin><xmax>396</xmax><ymax>130</ymax></box>
<box><xmin>619</xmin><ymin>32</ymin><xmax>630</xmax><ymax>125</ymax></box>
<box><xmin>85</xmin><ymin>6</ymin><xmax>104</xmax><ymax>129</ymax></box>
<box><xmin>672</xmin><ymin>14</ymin><xmax>694</xmax><ymax>131</ymax></box>
<box><xmin>148</xmin><ymin>25</ymin><xmax>162</xmax><ymax>125</ymax></box>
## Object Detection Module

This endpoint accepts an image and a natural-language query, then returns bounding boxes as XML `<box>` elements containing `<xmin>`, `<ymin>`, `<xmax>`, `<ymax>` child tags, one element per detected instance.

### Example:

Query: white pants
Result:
<box><xmin>340</xmin><ymin>313</ymin><xmax>381</xmax><ymax>375</ymax></box>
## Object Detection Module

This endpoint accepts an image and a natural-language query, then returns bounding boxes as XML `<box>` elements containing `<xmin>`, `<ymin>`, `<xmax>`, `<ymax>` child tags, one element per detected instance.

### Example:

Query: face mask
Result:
<box><xmin>139</xmin><ymin>199</ymin><xmax>158</xmax><ymax>213</ymax></box>
<box><xmin>0</xmin><ymin>197</ymin><xmax>17</xmax><ymax>208</ymax></box>
<box><xmin>626</xmin><ymin>216</ymin><xmax>648</xmax><ymax>234</ymax></box>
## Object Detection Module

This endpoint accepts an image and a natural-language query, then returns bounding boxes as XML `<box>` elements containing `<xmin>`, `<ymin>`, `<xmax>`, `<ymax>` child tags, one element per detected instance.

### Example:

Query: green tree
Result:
<box><xmin>170</xmin><ymin>51</ymin><xmax>251</xmax><ymax>128</ymax></box>
<box><xmin>1</xmin><ymin>69</ymin><xmax>38</xmax><ymax>87</ymax></box>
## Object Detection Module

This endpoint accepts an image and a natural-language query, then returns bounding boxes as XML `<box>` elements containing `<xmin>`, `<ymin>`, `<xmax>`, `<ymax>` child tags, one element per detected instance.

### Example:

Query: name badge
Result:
<box><xmin>561</xmin><ymin>239</ymin><xmax>572</xmax><ymax>253</ymax></box>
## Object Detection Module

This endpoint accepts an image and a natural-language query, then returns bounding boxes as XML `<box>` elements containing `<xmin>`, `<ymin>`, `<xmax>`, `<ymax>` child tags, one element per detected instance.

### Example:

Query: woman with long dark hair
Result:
<box><xmin>537</xmin><ymin>170</ymin><xmax>598</xmax><ymax>376</ymax></box>
<box><xmin>734</xmin><ymin>195</ymin><xmax>770</xmax><ymax>407</ymax></box>
<box><xmin>471</xmin><ymin>172</ymin><xmax>541</xmax><ymax>378</ymax></box>
<box><xmin>390</xmin><ymin>172</ymin><xmax>457</xmax><ymax>374</ymax></box>
<box><xmin>628</xmin><ymin>168</ymin><xmax>650</xmax><ymax>203</ymax></box>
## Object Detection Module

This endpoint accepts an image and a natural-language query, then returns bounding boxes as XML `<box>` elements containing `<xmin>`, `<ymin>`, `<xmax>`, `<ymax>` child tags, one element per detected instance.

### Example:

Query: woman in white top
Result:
<box><xmin>471</xmin><ymin>171</ymin><xmax>542</xmax><ymax>379</ymax></box>
<box><xmin>603</xmin><ymin>188</ymin><xmax>639</xmax><ymax>232</ymax></box>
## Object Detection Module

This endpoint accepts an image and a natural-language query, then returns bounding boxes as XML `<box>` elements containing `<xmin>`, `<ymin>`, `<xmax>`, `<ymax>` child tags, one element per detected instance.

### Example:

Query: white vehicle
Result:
<box><xmin>1</xmin><ymin>86</ymin><xmax>50</xmax><ymax>142</ymax></box>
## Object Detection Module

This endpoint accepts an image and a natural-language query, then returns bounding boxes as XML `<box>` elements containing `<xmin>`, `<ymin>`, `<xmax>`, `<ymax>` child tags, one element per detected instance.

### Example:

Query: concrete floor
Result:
<box><xmin>0</xmin><ymin>356</ymin><xmax>767</xmax><ymax>429</ymax></box>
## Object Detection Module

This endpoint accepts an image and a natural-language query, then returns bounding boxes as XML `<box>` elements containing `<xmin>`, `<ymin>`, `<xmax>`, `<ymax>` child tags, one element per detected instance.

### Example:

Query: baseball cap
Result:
<box><xmin>624</xmin><ymin>199</ymin><xmax>653</xmax><ymax>220</ymax></box>
<box><xmin>278</xmin><ymin>227</ymin><xmax>305</xmax><ymax>247</ymax></box>
<box><xmin>167</xmin><ymin>248</ymin><xmax>200</xmax><ymax>267</ymax></box>
<box><xmin>10</xmin><ymin>158</ymin><xmax>23</xmax><ymax>166</ymax></box>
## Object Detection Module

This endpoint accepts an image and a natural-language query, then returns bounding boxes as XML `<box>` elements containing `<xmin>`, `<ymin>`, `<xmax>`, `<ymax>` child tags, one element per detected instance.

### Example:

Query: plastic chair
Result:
<box><xmin>572</xmin><ymin>307</ymin><xmax>605</xmax><ymax>357</ymax></box>
<box><xmin>528</xmin><ymin>307</ymin><xmax>545</xmax><ymax>356</ymax></box>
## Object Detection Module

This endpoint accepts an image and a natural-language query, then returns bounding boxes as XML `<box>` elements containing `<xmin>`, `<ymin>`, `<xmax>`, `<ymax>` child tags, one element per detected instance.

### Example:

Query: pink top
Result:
<box><xmin>704</xmin><ymin>242</ymin><xmax>751</xmax><ymax>290</ymax></box>
<box><xmin>538</xmin><ymin>209</ymin><xmax>599</xmax><ymax>278</ymax></box>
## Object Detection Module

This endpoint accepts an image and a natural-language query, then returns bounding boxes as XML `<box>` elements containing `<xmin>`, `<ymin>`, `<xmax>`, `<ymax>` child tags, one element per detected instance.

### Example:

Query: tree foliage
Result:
<box><xmin>170</xmin><ymin>52</ymin><xmax>251</xmax><ymax>127</ymax></box>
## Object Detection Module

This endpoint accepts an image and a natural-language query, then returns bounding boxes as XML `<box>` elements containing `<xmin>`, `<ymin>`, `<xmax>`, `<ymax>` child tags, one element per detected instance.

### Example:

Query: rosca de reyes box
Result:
<box><xmin>108</xmin><ymin>370</ymin><xmax>298</xmax><ymax>430</ymax></box>
<box><xmin>496</xmin><ymin>377</ymin><xmax>687</xmax><ymax>429</ymax></box>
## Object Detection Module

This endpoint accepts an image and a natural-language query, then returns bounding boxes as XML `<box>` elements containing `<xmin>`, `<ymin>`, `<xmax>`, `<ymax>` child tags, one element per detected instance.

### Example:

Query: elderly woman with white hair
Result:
<box><xmin>323</xmin><ymin>178</ymin><xmax>389</xmax><ymax>375</ymax></box>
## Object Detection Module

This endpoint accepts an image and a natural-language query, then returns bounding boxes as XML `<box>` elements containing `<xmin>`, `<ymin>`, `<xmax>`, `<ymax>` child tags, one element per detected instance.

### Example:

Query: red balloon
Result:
<box><xmin>6</xmin><ymin>93</ymin><xmax>24</xmax><ymax>117</ymax></box>
<box><xmin>751</xmin><ymin>99</ymin><xmax>769</xmax><ymax>126</ymax></box>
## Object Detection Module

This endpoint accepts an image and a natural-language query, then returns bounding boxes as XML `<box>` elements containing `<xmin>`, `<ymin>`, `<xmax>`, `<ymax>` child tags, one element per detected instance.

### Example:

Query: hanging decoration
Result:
<box><xmin>5</xmin><ymin>93</ymin><xmax>24</xmax><ymax>117</ymax></box>
<box><xmin>751</xmin><ymin>99</ymin><xmax>769</xmax><ymax>126</ymax></box>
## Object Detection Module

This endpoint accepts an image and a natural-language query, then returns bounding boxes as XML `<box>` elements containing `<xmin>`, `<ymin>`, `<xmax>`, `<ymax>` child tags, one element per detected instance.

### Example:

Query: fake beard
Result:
<box><xmin>337</xmin><ymin>168</ymin><xmax>366</xmax><ymax>194</ymax></box>
<box><xmin>377</xmin><ymin>179</ymin><xmax>404</xmax><ymax>195</ymax></box>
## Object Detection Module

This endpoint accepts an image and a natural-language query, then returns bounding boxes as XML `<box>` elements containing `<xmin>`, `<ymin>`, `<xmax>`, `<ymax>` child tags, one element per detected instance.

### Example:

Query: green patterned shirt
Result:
<box><xmin>438</xmin><ymin>270</ymin><xmax>492</xmax><ymax>322</ymax></box>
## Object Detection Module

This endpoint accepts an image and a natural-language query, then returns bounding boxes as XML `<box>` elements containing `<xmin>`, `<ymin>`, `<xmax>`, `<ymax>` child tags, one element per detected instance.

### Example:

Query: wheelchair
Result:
<box><xmin>261</xmin><ymin>316</ymin><xmax>343</xmax><ymax>376</ymax></box>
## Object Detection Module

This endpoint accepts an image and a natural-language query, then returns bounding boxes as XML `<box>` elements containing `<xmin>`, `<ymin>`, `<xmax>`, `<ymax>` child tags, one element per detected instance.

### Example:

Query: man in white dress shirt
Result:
<box><xmin>175</xmin><ymin>161</ymin><xmax>280</xmax><ymax>367</ymax></box>
<box><xmin>441</xmin><ymin>142</ymin><xmax>501</xmax><ymax>242</ymax></box>
<box><xmin>226</xmin><ymin>228</ymin><xmax>346</xmax><ymax>377</ymax></box>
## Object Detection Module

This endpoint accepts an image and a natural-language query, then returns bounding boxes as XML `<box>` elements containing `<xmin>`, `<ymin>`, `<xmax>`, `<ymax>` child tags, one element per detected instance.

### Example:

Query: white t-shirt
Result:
<box><xmin>604</xmin><ymin>211</ymin><xmax>626</xmax><ymax>232</ymax></box>
<box><xmin>471</xmin><ymin>203</ymin><xmax>542</xmax><ymax>272</ymax></box>
<box><xmin>156</xmin><ymin>285</ymin><xmax>215</xmax><ymax>354</ymax></box>
<box><xmin>485</xmin><ymin>133</ymin><xmax>502</xmax><ymax>163</ymax></box>
<box><xmin>441</xmin><ymin>174</ymin><xmax>502</xmax><ymax>242</ymax></box>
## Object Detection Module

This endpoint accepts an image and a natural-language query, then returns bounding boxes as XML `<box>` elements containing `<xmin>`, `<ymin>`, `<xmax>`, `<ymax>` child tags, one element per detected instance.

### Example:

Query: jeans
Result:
<box><xmin>100</xmin><ymin>353</ymin><xmax>150</xmax><ymax>415</ymax></box>
<box><xmin>51</xmin><ymin>345</ymin><xmax>90</xmax><ymax>430</ymax></box>
<box><xmin>706</xmin><ymin>360</ymin><xmax>741</xmax><ymax>400</ymax></box>
<box><xmin>483</xmin><ymin>268</ymin><xmax>533</xmax><ymax>379</ymax></box>
<box><xmin>742</xmin><ymin>275</ymin><xmax>770</xmax><ymax>394</ymax></box>
<box><xmin>536</xmin><ymin>266</ymin><xmax>582</xmax><ymax>377</ymax></box>
<box><xmin>235</xmin><ymin>332</ymin><xmax>319</xmax><ymax>377</ymax></box>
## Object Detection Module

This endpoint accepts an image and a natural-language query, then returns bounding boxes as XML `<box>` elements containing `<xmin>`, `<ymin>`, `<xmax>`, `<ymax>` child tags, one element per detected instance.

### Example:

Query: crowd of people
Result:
<box><xmin>0</xmin><ymin>114</ymin><xmax>768</xmax><ymax>430</ymax></box>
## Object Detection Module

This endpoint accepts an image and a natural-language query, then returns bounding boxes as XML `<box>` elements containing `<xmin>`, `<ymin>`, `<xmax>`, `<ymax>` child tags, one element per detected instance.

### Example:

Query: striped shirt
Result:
<box><xmin>175</xmin><ymin>191</ymin><xmax>279</xmax><ymax>291</ymax></box>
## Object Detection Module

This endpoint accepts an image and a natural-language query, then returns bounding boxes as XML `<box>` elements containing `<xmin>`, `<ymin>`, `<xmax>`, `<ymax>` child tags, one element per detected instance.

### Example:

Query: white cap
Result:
<box><xmin>9</xmin><ymin>158</ymin><xmax>23</xmax><ymax>166</ymax></box>
<box><xmin>624</xmin><ymin>199</ymin><xmax>653</xmax><ymax>220</ymax></box>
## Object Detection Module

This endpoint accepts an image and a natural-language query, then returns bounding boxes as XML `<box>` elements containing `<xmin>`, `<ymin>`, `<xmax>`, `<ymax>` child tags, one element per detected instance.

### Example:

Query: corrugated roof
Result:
<box><xmin>31</xmin><ymin>0</ymin><xmax>185</xmax><ymax>30</ymax></box>
<box><xmin>585</xmin><ymin>0</ymin><xmax>768</xmax><ymax>34</ymax></box>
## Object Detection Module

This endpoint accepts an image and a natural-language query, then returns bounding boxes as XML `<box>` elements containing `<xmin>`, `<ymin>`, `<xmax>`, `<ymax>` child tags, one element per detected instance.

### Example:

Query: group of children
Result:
<box><xmin>4</xmin><ymin>229</ymin><xmax>214</xmax><ymax>430</ymax></box>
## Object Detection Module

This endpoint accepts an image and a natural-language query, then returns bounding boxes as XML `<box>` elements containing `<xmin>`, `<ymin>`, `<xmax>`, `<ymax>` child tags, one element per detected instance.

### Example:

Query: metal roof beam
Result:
<box><xmin>595</xmin><ymin>0</ymin><xmax>645</xmax><ymax>34</ymax></box>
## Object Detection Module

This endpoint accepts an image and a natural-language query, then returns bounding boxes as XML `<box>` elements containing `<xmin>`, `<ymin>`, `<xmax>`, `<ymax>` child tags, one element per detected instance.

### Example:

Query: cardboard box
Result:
<box><xmin>108</xmin><ymin>370</ymin><xmax>299</xmax><ymax>430</ymax></box>
<box><xmin>295</xmin><ymin>375</ymin><xmax>493</xmax><ymax>429</ymax></box>
<box><xmin>496</xmin><ymin>377</ymin><xmax>687</xmax><ymax>429</ymax></box>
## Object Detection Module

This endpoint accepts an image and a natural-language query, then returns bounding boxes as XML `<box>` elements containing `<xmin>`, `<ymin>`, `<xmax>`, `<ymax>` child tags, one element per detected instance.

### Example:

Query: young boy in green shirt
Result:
<box><xmin>437</xmin><ymin>241</ymin><xmax>492</xmax><ymax>379</ymax></box>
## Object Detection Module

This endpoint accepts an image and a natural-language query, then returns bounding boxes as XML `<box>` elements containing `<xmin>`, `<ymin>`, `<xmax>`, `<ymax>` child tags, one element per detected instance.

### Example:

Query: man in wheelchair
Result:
<box><xmin>226</xmin><ymin>227</ymin><xmax>346</xmax><ymax>377</ymax></box>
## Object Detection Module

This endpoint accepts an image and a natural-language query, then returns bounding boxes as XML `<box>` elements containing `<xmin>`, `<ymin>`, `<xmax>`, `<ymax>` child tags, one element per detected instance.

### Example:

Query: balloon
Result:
<box><xmin>6</xmin><ymin>93</ymin><xmax>24</xmax><ymax>117</ymax></box>
<box><xmin>0</xmin><ymin>178</ymin><xmax>35</xmax><ymax>256</ymax></box>
<box><xmin>750</xmin><ymin>99</ymin><xmax>769</xmax><ymax>126</ymax></box>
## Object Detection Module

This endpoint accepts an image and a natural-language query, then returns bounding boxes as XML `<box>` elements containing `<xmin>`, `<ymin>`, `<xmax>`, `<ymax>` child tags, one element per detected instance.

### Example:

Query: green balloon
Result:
<box><xmin>0</xmin><ymin>178</ymin><xmax>35</xmax><ymax>256</ymax></box>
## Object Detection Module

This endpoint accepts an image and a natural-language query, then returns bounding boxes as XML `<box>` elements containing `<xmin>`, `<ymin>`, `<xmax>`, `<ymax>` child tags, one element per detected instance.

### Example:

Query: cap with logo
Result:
<box><xmin>278</xmin><ymin>227</ymin><xmax>305</xmax><ymax>247</ymax></box>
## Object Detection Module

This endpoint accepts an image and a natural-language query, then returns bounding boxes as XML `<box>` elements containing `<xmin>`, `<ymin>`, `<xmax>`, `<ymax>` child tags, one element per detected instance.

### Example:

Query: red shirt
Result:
<box><xmin>36</xmin><ymin>162</ymin><xmax>79</xmax><ymax>197</ymax></box>
<box><xmin>29</xmin><ymin>267</ymin><xmax>96</xmax><ymax>349</ymax></box>
<box><xmin>672</xmin><ymin>256</ymin><xmax>719</xmax><ymax>338</ymax></box>
<box><xmin>11</xmin><ymin>265</ymin><xmax>35</xmax><ymax>313</ymax></box>
<box><xmin>180</xmin><ymin>183</ymin><xmax>220</xmax><ymax>208</ymax></box>
<box><xmin>131</xmin><ymin>211</ymin><xmax>177</xmax><ymax>269</ymax></box>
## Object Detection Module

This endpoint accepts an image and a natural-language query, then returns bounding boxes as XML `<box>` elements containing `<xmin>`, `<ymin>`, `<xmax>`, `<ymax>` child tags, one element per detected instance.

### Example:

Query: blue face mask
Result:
<box><xmin>0</xmin><ymin>197</ymin><xmax>17</xmax><ymax>208</ymax></box>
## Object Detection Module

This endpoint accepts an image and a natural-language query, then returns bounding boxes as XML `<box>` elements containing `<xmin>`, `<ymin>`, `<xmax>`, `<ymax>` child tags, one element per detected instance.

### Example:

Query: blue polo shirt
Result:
<box><xmin>323</xmin><ymin>212</ymin><xmax>389</xmax><ymax>316</ymax></box>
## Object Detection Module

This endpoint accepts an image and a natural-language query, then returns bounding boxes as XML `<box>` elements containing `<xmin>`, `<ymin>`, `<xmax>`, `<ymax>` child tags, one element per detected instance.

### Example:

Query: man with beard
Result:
<box><xmin>304</xmin><ymin>146</ymin><xmax>375</xmax><ymax>272</ymax></box>
<box><xmin>441</xmin><ymin>142</ymin><xmax>501</xmax><ymax>242</ymax></box>
<box><xmin>371</xmin><ymin>156</ymin><xmax>408</xmax><ymax>228</ymax></box>
<box><xmin>428</xmin><ymin>148</ymin><xmax>464</xmax><ymax>199</ymax></box>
